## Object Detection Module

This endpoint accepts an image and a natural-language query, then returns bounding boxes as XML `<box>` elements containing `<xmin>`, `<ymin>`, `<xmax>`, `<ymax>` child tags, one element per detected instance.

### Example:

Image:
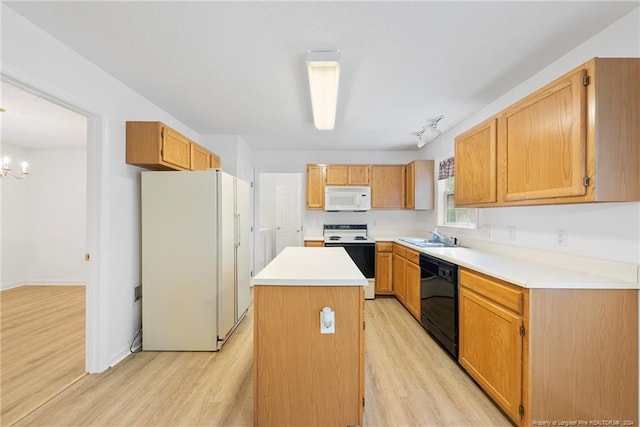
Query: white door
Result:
<box><xmin>275</xmin><ymin>184</ymin><xmax>302</xmax><ymax>255</ymax></box>
<box><xmin>235</xmin><ymin>178</ymin><xmax>251</xmax><ymax>320</ymax></box>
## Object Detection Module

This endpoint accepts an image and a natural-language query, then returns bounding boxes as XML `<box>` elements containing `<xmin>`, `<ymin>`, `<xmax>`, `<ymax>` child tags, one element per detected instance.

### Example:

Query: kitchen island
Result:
<box><xmin>251</xmin><ymin>247</ymin><xmax>366</xmax><ymax>427</ymax></box>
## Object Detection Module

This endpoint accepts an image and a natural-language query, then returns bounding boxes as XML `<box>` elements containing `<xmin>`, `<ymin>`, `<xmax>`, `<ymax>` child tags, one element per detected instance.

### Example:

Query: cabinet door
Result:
<box><xmin>375</xmin><ymin>252</ymin><xmax>393</xmax><ymax>295</ymax></box>
<box><xmin>190</xmin><ymin>144</ymin><xmax>211</xmax><ymax>171</ymax></box>
<box><xmin>455</xmin><ymin>117</ymin><xmax>498</xmax><ymax>206</ymax></box>
<box><xmin>326</xmin><ymin>165</ymin><xmax>348</xmax><ymax>185</ymax></box>
<box><xmin>393</xmin><ymin>255</ymin><xmax>406</xmax><ymax>304</ymax></box>
<box><xmin>502</xmin><ymin>68</ymin><xmax>587</xmax><ymax>201</ymax></box>
<box><xmin>304</xmin><ymin>240</ymin><xmax>325</xmax><ymax>247</ymax></box>
<box><xmin>348</xmin><ymin>165</ymin><xmax>370</xmax><ymax>185</ymax></box>
<box><xmin>306</xmin><ymin>164</ymin><xmax>325</xmax><ymax>209</ymax></box>
<box><xmin>162</xmin><ymin>126</ymin><xmax>191</xmax><ymax>169</ymax></box>
<box><xmin>371</xmin><ymin>165</ymin><xmax>405</xmax><ymax>209</ymax></box>
<box><xmin>211</xmin><ymin>153</ymin><xmax>221</xmax><ymax>169</ymax></box>
<box><xmin>405</xmin><ymin>261</ymin><xmax>421</xmax><ymax>320</ymax></box>
<box><xmin>459</xmin><ymin>286</ymin><xmax>523</xmax><ymax>424</ymax></box>
<box><xmin>405</xmin><ymin>162</ymin><xmax>415</xmax><ymax>209</ymax></box>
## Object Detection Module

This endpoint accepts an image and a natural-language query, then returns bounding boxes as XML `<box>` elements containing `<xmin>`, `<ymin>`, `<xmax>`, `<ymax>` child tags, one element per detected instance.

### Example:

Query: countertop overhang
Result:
<box><xmin>251</xmin><ymin>246</ymin><xmax>368</xmax><ymax>286</ymax></box>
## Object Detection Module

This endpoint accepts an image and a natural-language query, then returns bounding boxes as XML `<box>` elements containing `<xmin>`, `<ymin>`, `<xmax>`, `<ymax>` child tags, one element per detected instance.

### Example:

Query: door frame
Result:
<box><xmin>1</xmin><ymin>73</ymin><xmax>107</xmax><ymax>373</ymax></box>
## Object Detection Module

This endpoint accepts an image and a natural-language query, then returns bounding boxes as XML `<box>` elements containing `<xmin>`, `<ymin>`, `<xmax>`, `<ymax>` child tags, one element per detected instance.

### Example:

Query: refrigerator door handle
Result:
<box><xmin>237</xmin><ymin>213</ymin><xmax>241</xmax><ymax>248</ymax></box>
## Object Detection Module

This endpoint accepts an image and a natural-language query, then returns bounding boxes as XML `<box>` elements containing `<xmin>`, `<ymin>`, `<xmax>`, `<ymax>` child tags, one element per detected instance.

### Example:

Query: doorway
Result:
<box><xmin>254</xmin><ymin>173</ymin><xmax>303</xmax><ymax>274</ymax></box>
<box><xmin>0</xmin><ymin>80</ymin><xmax>90</xmax><ymax>423</ymax></box>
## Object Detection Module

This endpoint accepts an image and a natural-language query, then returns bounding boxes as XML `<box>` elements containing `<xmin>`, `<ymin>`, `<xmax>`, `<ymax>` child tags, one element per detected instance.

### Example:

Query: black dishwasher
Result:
<box><xmin>420</xmin><ymin>253</ymin><xmax>458</xmax><ymax>359</ymax></box>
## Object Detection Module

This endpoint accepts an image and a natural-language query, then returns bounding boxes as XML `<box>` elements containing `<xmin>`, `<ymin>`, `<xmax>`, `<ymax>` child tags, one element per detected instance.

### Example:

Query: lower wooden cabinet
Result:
<box><xmin>404</xmin><ymin>261</ymin><xmax>421</xmax><ymax>319</ymax></box>
<box><xmin>392</xmin><ymin>243</ymin><xmax>421</xmax><ymax>321</ymax></box>
<box><xmin>459</xmin><ymin>267</ymin><xmax>638</xmax><ymax>427</ymax></box>
<box><xmin>375</xmin><ymin>242</ymin><xmax>393</xmax><ymax>295</ymax></box>
<box><xmin>392</xmin><ymin>250</ymin><xmax>406</xmax><ymax>303</ymax></box>
<box><xmin>459</xmin><ymin>270</ymin><xmax>525</xmax><ymax>424</ymax></box>
<box><xmin>304</xmin><ymin>240</ymin><xmax>324</xmax><ymax>247</ymax></box>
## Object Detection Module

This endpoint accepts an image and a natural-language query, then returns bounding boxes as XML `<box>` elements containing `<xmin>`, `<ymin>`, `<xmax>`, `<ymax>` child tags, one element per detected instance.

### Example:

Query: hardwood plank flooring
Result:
<box><xmin>15</xmin><ymin>295</ymin><xmax>510</xmax><ymax>426</ymax></box>
<box><xmin>1</xmin><ymin>285</ymin><xmax>86</xmax><ymax>426</ymax></box>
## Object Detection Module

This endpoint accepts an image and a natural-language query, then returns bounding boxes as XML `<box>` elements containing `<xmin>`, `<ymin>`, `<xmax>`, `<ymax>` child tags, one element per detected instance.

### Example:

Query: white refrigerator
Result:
<box><xmin>141</xmin><ymin>169</ymin><xmax>250</xmax><ymax>351</ymax></box>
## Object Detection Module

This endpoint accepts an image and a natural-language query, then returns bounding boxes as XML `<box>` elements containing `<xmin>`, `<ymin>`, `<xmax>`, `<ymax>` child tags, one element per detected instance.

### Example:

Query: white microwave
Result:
<box><xmin>324</xmin><ymin>186</ymin><xmax>371</xmax><ymax>211</ymax></box>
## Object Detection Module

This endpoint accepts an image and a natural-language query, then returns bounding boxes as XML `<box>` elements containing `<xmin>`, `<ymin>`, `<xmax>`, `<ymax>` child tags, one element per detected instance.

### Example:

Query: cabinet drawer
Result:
<box><xmin>392</xmin><ymin>244</ymin><xmax>406</xmax><ymax>258</ymax></box>
<box><xmin>459</xmin><ymin>268</ymin><xmax>526</xmax><ymax>315</ymax></box>
<box><xmin>405</xmin><ymin>248</ymin><xmax>420</xmax><ymax>265</ymax></box>
<box><xmin>376</xmin><ymin>242</ymin><xmax>393</xmax><ymax>253</ymax></box>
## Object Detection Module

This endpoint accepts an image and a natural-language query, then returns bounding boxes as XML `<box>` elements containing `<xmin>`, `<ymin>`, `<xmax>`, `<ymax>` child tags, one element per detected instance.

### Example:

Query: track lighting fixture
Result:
<box><xmin>416</xmin><ymin>115</ymin><xmax>444</xmax><ymax>148</ymax></box>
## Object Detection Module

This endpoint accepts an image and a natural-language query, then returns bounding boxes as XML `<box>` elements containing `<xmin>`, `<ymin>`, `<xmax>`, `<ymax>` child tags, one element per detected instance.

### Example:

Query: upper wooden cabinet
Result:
<box><xmin>126</xmin><ymin>121</ymin><xmax>220</xmax><ymax>172</ymax></box>
<box><xmin>347</xmin><ymin>165</ymin><xmax>371</xmax><ymax>185</ymax></box>
<box><xmin>454</xmin><ymin>117</ymin><xmax>498</xmax><ymax>207</ymax></box>
<box><xmin>405</xmin><ymin>160</ymin><xmax>434</xmax><ymax>210</ymax></box>
<box><xmin>306</xmin><ymin>164</ymin><xmax>326</xmax><ymax>209</ymax></box>
<box><xmin>371</xmin><ymin>165</ymin><xmax>405</xmax><ymax>209</ymax></box>
<box><xmin>306</xmin><ymin>162</ymin><xmax>432</xmax><ymax>210</ymax></box>
<box><xmin>454</xmin><ymin>57</ymin><xmax>640</xmax><ymax>207</ymax></box>
<box><xmin>326</xmin><ymin>165</ymin><xmax>371</xmax><ymax>186</ymax></box>
<box><xmin>191</xmin><ymin>144</ymin><xmax>217</xmax><ymax>171</ymax></box>
<box><xmin>503</xmin><ymin>67</ymin><xmax>587</xmax><ymax>202</ymax></box>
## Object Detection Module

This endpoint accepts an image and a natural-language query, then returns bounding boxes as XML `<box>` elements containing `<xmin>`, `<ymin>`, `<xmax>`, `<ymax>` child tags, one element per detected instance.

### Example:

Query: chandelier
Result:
<box><xmin>1</xmin><ymin>156</ymin><xmax>29</xmax><ymax>179</ymax></box>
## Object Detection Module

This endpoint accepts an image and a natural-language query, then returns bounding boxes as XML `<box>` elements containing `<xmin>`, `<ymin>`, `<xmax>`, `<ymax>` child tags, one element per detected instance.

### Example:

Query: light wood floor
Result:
<box><xmin>1</xmin><ymin>285</ymin><xmax>86</xmax><ymax>426</ymax></box>
<box><xmin>12</xmin><ymin>295</ymin><xmax>510</xmax><ymax>426</ymax></box>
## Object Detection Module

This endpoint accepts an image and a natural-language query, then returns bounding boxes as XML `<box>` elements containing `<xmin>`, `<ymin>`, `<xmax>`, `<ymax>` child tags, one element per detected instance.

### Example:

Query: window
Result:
<box><xmin>437</xmin><ymin>166</ymin><xmax>477</xmax><ymax>229</ymax></box>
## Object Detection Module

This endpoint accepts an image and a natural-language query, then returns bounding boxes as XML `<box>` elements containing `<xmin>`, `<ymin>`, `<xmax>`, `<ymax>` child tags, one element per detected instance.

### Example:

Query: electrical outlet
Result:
<box><xmin>507</xmin><ymin>226</ymin><xmax>516</xmax><ymax>241</ymax></box>
<box><xmin>480</xmin><ymin>224</ymin><xmax>491</xmax><ymax>238</ymax></box>
<box><xmin>556</xmin><ymin>230</ymin><xmax>567</xmax><ymax>247</ymax></box>
<box><xmin>134</xmin><ymin>285</ymin><xmax>142</xmax><ymax>302</ymax></box>
<box><xmin>320</xmin><ymin>307</ymin><xmax>335</xmax><ymax>334</ymax></box>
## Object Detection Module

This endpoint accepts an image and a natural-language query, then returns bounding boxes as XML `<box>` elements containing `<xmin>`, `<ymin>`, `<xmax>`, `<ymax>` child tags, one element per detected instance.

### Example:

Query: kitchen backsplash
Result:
<box><xmin>304</xmin><ymin>209</ymin><xmax>430</xmax><ymax>238</ymax></box>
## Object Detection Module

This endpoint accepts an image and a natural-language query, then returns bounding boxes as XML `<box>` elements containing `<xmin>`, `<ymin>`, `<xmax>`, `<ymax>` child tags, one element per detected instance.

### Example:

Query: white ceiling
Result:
<box><xmin>1</xmin><ymin>81</ymin><xmax>87</xmax><ymax>150</ymax></box>
<box><xmin>3</xmin><ymin>1</ymin><xmax>638</xmax><ymax>151</ymax></box>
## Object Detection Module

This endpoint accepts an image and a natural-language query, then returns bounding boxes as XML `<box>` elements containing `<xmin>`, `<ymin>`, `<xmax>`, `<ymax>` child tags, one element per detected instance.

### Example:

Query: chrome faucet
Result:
<box><xmin>432</xmin><ymin>229</ymin><xmax>448</xmax><ymax>244</ymax></box>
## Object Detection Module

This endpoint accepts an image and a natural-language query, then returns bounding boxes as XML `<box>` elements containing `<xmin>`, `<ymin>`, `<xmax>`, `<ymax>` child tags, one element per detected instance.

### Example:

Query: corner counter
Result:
<box><xmin>252</xmin><ymin>247</ymin><xmax>365</xmax><ymax>427</ymax></box>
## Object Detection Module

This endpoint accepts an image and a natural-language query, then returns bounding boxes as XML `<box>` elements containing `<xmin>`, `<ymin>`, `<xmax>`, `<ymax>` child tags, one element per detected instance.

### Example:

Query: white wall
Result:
<box><xmin>27</xmin><ymin>148</ymin><xmax>86</xmax><ymax>284</ymax></box>
<box><xmin>424</xmin><ymin>7</ymin><xmax>640</xmax><ymax>265</ymax></box>
<box><xmin>1</xmin><ymin>144</ymin><xmax>30</xmax><ymax>288</ymax></box>
<box><xmin>2</xmin><ymin>5</ymin><xmax>203</xmax><ymax>371</ymax></box>
<box><xmin>201</xmin><ymin>134</ymin><xmax>254</xmax><ymax>182</ymax></box>
<box><xmin>2</xmin><ymin>146</ymin><xmax>87</xmax><ymax>289</ymax></box>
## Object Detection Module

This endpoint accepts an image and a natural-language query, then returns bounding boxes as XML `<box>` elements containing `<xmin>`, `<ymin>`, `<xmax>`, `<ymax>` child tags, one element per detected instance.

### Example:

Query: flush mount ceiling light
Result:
<box><xmin>416</xmin><ymin>115</ymin><xmax>444</xmax><ymax>148</ymax></box>
<box><xmin>306</xmin><ymin>50</ymin><xmax>341</xmax><ymax>131</ymax></box>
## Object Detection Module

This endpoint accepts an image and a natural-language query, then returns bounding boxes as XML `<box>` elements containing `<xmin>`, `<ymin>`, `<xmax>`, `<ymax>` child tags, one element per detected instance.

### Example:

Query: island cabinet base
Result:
<box><xmin>253</xmin><ymin>285</ymin><xmax>364</xmax><ymax>427</ymax></box>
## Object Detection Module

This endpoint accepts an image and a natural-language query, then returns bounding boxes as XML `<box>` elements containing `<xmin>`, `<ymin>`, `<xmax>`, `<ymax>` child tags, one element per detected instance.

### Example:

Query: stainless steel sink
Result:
<box><xmin>398</xmin><ymin>238</ymin><xmax>451</xmax><ymax>248</ymax></box>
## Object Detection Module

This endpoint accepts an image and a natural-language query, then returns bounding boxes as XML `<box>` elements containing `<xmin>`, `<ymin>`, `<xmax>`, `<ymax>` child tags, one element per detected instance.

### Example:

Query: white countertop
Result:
<box><xmin>393</xmin><ymin>240</ymin><xmax>639</xmax><ymax>290</ymax></box>
<box><xmin>251</xmin><ymin>247</ymin><xmax>368</xmax><ymax>286</ymax></box>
